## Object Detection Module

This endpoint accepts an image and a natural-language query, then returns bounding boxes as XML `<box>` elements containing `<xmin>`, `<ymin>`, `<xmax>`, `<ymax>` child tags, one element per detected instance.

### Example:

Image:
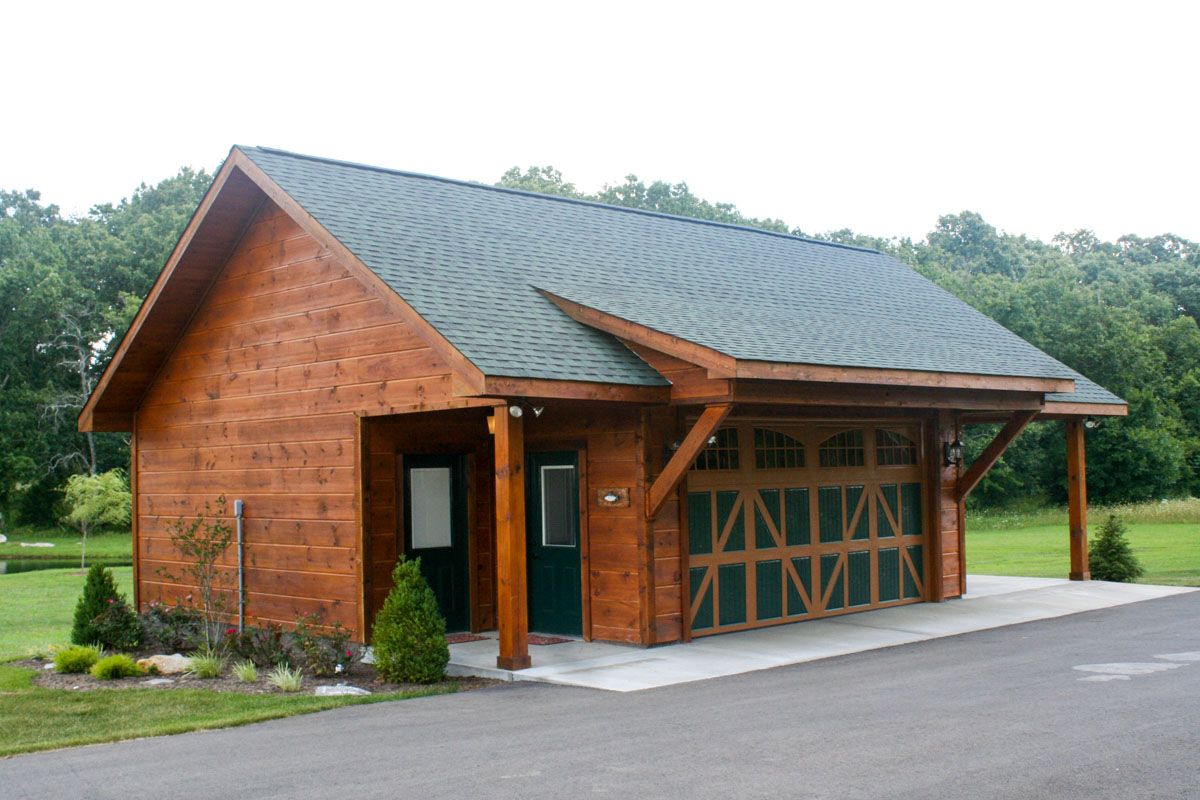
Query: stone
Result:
<box><xmin>0</xmin><ymin>533</ymin><xmax>6</xmax><ymax>543</ymax></box>
<box><xmin>137</xmin><ymin>654</ymin><xmax>191</xmax><ymax>675</ymax></box>
<box><xmin>19</xmin><ymin>542</ymin><xmax>54</xmax><ymax>548</ymax></box>
<box><xmin>314</xmin><ymin>684</ymin><xmax>371</xmax><ymax>696</ymax></box>
<box><xmin>143</xmin><ymin>678</ymin><xmax>175</xmax><ymax>686</ymax></box>
<box><xmin>43</xmin><ymin>663</ymin><xmax>55</xmax><ymax>670</ymax></box>
<box><xmin>359</xmin><ymin>646</ymin><xmax>375</xmax><ymax>664</ymax></box>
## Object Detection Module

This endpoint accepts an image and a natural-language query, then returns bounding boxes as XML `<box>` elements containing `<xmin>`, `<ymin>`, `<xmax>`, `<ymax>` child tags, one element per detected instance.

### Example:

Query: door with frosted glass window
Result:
<box><xmin>402</xmin><ymin>454</ymin><xmax>470</xmax><ymax>631</ymax></box>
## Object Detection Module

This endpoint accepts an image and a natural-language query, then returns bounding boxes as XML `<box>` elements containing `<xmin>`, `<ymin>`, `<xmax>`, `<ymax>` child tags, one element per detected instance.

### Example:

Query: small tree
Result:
<box><xmin>72</xmin><ymin>564</ymin><xmax>125</xmax><ymax>645</ymax></box>
<box><xmin>1089</xmin><ymin>514</ymin><xmax>1145</xmax><ymax>583</ymax></box>
<box><xmin>157</xmin><ymin>497</ymin><xmax>233</xmax><ymax>650</ymax></box>
<box><xmin>371</xmin><ymin>556</ymin><xmax>449</xmax><ymax>683</ymax></box>
<box><xmin>61</xmin><ymin>469</ymin><xmax>131</xmax><ymax>569</ymax></box>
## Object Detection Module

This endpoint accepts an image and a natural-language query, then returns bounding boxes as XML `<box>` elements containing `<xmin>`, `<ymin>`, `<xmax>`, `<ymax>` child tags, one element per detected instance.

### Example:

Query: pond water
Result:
<box><xmin>0</xmin><ymin>559</ymin><xmax>132</xmax><ymax>574</ymax></box>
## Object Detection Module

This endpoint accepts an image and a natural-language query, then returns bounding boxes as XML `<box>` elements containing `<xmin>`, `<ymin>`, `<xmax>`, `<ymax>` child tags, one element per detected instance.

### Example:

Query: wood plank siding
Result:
<box><xmin>134</xmin><ymin>201</ymin><xmax>460</xmax><ymax>638</ymax></box>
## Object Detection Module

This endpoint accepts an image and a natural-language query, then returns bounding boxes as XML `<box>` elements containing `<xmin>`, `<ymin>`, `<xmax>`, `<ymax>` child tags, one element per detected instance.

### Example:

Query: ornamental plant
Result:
<box><xmin>1089</xmin><ymin>514</ymin><xmax>1145</xmax><ymax>583</ymax></box>
<box><xmin>371</xmin><ymin>556</ymin><xmax>449</xmax><ymax>684</ymax></box>
<box><xmin>90</xmin><ymin>654</ymin><xmax>145</xmax><ymax>680</ymax></box>
<box><xmin>156</xmin><ymin>497</ymin><xmax>233</xmax><ymax>650</ymax></box>
<box><xmin>72</xmin><ymin>564</ymin><xmax>125</xmax><ymax>646</ymax></box>
<box><xmin>89</xmin><ymin>597</ymin><xmax>142</xmax><ymax>651</ymax></box>
<box><xmin>54</xmin><ymin>645</ymin><xmax>102</xmax><ymax>674</ymax></box>
<box><xmin>60</xmin><ymin>469</ymin><xmax>131</xmax><ymax>569</ymax></box>
<box><xmin>293</xmin><ymin>613</ymin><xmax>353</xmax><ymax>676</ymax></box>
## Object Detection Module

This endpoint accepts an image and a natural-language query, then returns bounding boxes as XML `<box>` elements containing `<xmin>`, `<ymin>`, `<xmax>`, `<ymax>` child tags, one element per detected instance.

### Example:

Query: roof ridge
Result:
<box><xmin>238</xmin><ymin>145</ymin><xmax>883</xmax><ymax>256</ymax></box>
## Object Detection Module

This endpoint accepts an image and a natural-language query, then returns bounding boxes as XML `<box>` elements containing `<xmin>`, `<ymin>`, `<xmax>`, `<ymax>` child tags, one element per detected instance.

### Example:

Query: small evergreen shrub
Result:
<box><xmin>232</xmin><ymin>660</ymin><xmax>259</xmax><ymax>682</ymax></box>
<box><xmin>54</xmin><ymin>645</ymin><xmax>102</xmax><ymax>674</ymax></box>
<box><xmin>90</xmin><ymin>654</ymin><xmax>145</xmax><ymax>680</ymax></box>
<box><xmin>72</xmin><ymin>565</ymin><xmax>125</xmax><ymax>646</ymax></box>
<box><xmin>1089</xmin><ymin>514</ymin><xmax>1145</xmax><ymax>582</ymax></box>
<box><xmin>371</xmin><ymin>556</ymin><xmax>449</xmax><ymax>684</ymax></box>
<box><xmin>293</xmin><ymin>613</ymin><xmax>353</xmax><ymax>676</ymax></box>
<box><xmin>267</xmin><ymin>664</ymin><xmax>304</xmax><ymax>692</ymax></box>
<box><xmin>229</xmin><ymin>622</ymin><xmax>292</xmax><ymax>668</ymax></box>
<box><xmin>139</xmin><ymin>601</ymin><xmax>205</xmax><ymax>652</ymax></box>
<box><xmin>90</xmin><ymin>598</ymin><xmax>143</xmax><ymax>651</ymax></box>
<box><xmin>187</xmin><ymin>648</ymin><xmax>226</xmax><ymax>679</ymax></box>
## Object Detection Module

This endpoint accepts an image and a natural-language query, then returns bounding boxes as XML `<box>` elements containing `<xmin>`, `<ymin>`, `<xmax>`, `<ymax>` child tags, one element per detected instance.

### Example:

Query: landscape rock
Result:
<box><xmin>143</xmin><ymin>678</ymin><xmax>175</xmax><ymax>686</ymax></box>
<box><xmin>315</xmin><ymin>684</ymin><xmax>371</xmax><ymax>696</ymax></box>
<box><xmin>19</xmin><ymin>542</ymin><xmax>54</xmax><ymax>547</ymax></box>
<box><xmin>43</xmin><ymin>663</ymin><xmax>55</xmax><ymax>670</ymax></box>
<box><xmin>137</xmin><ymin>654</ymin><xmax>191</xmax><ymax>675</ymax></box>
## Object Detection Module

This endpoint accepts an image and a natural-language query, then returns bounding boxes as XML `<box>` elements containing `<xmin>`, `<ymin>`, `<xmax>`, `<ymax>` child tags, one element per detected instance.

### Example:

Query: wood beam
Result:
<box><xmin>957</xmin><ymin>410</ymin><xmax>1039</xmax><ymax>501</ymax></box>
<box><xmin>645</xmin><ymin>403</ymin><xmax>732</xmax><ymax>519</ymax></box>
<box><xmin>735</xmin><ymin>361</ymin><xmax>1074</xmax><ymax>395</ymax></box>
<box><xmin>492</xmin><ymin>406</ymin><xmax>531</xmax><ymax>669</ymax></box>
<box><xmin>1040</xmin><ymin>401</ymin><xmax>1128</xmax><ymax>419</ymax></box>
<box><xmin>1066</xmin><ymin>419</ymin><xmax>1090</xmax><ymax>581</ymax></box>
<box><xmin>464</xmin><ymin>375</ymin><xmax>670</xmax><ymax>404</ymax></box>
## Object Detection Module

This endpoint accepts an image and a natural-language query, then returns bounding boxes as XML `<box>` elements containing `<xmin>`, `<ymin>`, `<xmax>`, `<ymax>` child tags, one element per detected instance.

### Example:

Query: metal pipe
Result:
<box><xmin>235</xmin><ymin>499</ymin><xmax>245</xmax><ymax>632</ymax></box>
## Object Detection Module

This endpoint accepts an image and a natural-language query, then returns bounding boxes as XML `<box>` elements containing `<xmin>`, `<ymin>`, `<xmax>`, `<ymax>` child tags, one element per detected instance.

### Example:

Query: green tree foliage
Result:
<box><xmin>1088</xmin><ymin>515</ymin><xmax>1145</xmax><ymax>582</ymax></box>
<box><xmin>60</xmin><ymin>469</ymin><xmax>131</xmax><ymax>568</ymax></box>
<box><xmin>71</xmin><ymin>564</ymin><xmax>126</xmax><ymax>646</ymax></box>
<box><xmin>371</xmin><ymin>556</ymin><xmax>449</xmax><ymax>684</ymax></box>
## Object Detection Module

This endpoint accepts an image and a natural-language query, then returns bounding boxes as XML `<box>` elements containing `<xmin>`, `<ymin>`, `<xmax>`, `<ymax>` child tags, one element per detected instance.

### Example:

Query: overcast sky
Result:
<box><xmin>5</xmin><ymin>1</ymin><xmax>1197</xmax><ymax>243</ymax></box>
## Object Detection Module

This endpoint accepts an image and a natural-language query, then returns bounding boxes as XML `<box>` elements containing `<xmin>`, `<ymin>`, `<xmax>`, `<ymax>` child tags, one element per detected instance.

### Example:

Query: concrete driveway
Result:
<box><xmin>4</xmin><ymin>591</ymin><xmax>1199</xmax><ymax>800</ymax></box>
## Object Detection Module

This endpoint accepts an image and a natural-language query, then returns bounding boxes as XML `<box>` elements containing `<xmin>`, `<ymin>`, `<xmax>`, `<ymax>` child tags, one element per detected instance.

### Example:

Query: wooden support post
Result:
<box><xmin>1066</xmin><ymin>419</ymin><xmax>1090</xmax><ymax>581</ymax></box>
<box><xmin>646</xmin><ymin>403</ymin><xmax>733</xmax><ymax>519</ymax></box>
<box><xmin>493</xmin><ymin>407</ymin><xmax>531</xmax><ymax>669</ymax></box>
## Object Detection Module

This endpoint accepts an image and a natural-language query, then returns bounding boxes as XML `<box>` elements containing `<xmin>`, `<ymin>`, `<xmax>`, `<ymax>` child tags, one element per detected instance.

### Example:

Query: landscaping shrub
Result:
<box><xmin>90</xmin><ymin>654</ymin><xmax>145</xmax><ymax>680</ymax></box>
<box><xmin>232</xmin><ymin>660</ymin><xmax>258</xmax><ymax>682</ymax></box>
<box><xmin>89</xmin><ymin>597</ymin><xmax>142</xmax><ymax>651</ymax></box>
<box><xmin>1089</xmin><ymin>514</ymin><xmax>1145</xmax><ymax>583</ymax></box>
<box><xmin>187</xmin><ymin>648</ymin><xmax>226</xmax><ymax>679</ymax></box>
<box><xmin>139</xmin><ymin>601</ymin><xmax>204</xmax><ymax>652</ymax></box>
<box><xmin>228</xmin><ymin>622</ymin><xmax>292</xmax><ymax>668</ymax></box>
<box><xmin>293</xmin><ymin>613</ymin><xmax>353</xmax><ymax>676</ymax></box>
<box><xmin>71</xmin><ymin>565</ymin><xmax>125</xmax><ymax>646</ymax></box>
<box><xmin>371</xmin><ymin>556</ymin><xmax>449</xmax><ymax>684</ymax></box>
<box><xmin>54</xmin><ymin>645</ymin><xmax>102</xmax><ymax>674</ymax></box>
<box><xmin>267</xmin><ymin>664</ymin><xmax>303</xmax><ymax>692</ymax></box>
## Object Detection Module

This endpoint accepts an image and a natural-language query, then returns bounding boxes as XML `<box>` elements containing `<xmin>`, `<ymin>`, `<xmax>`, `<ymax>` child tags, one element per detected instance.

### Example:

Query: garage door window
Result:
<box><xmin>818</xmin><ymin>429</ymin><xmax>865</xmax><ymax>467</ymax></box>
<box><xmin>693</xmin><ymin>427</ymin><xmax>739</xmax><ymax>470</ymax></box>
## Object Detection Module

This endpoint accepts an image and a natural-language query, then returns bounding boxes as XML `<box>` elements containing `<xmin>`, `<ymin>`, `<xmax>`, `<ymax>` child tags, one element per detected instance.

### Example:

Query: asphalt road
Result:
<box><xmin>4</xmin><ymin>592</ymin><xmax>1199</xmax><ymax>800</ymax></box>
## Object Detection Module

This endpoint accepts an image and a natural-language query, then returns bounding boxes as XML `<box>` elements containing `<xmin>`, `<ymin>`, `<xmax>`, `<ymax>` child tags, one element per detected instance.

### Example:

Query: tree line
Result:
<box><xmin>0</xmin><ymin>163</ymin><xmax>1195</xmax><ymax>530</ymax></box>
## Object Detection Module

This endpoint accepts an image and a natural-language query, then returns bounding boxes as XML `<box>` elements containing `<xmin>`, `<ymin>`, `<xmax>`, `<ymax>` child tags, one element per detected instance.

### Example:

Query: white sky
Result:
<box><xmin>5</xmin><ymin>1</ymin><xmax>1198</xmax><ymax>243</ymax></box>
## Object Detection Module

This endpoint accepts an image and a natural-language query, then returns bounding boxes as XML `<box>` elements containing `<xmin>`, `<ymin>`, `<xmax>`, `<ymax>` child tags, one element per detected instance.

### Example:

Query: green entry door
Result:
<box><xmin>526</xmin><ymin>451</ymin><xmax>583</xmax><ymax>636</ymax></box>
<box><xmin>403</xmin><ymin>454</ymin><xmax>470</xmax><ymax>632</ymax></box>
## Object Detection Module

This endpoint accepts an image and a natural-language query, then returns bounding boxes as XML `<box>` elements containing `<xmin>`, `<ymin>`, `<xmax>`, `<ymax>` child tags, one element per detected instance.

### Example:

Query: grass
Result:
<box><xmin>0</xmin><ymin>526</ymin><xmax>132</xmax><ymax>563</ymax></box>
<box><xmin>0</xmin><ymin>567</ymin><xmax>133</xmax><ymax>661</ymax></box>
<box><xmin>0</xmin><ymin>664</ymin><xmax>454</xmax><ymax>757</ymax></box>
<box><xmin>967</xmin><ymin>499</ymin><xmax>1200</xmax><ymax>586</ymax></box>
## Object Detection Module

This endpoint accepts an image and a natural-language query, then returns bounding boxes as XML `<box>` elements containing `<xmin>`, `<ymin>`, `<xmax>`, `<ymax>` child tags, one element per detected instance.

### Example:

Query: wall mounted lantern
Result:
<box><xmin>943</xmin><ymin>438</ymin><xmax>965</xmax><ymax>467</ymax></box>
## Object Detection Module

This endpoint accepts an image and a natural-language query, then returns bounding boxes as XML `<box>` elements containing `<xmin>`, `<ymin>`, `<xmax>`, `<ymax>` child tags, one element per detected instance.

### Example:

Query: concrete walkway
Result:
<box><xmin>447</xmin><ymin>575</ymin><xmax>1196</xmax><ymax>692</ymax></box>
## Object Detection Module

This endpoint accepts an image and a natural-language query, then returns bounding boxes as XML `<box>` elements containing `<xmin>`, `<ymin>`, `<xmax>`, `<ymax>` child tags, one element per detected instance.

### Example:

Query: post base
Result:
<box><xmin>497</xmin><ymin>654</ymin><xmax>532</xmax><ymax>670</ymax></box>
<box><xmin>1069</xmin><ymin>571</ymin><xmax>1091</xmax><ymax>581</ymax></box>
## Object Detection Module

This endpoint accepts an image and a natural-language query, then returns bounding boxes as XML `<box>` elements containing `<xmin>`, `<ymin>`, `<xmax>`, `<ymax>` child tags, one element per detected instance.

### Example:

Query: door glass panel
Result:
<box><xmin>409</xmin><ymin>467</ymin><xmax>452</xmax><ymax>549</ymax></box>
<box><xmin>541</xmin><ymin>466</ymin><xmax>576</xmax><ymax>547</ymax></box>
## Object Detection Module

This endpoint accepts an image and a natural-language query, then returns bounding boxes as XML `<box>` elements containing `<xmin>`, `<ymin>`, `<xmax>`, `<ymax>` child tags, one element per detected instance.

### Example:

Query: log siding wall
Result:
<box><xmin>134</xmin><ymin>201</ymin><xmax>458</xmax><ymax>637</ymax></box>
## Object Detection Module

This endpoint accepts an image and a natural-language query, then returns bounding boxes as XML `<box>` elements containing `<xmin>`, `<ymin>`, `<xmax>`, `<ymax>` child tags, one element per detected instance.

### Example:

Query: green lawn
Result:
<box><xmin>967</xmin><ymin>517</ymin><xmax>1200</xmax><ymax>586</ymax></box>
<box><xmin>0</xmin><ymin>663</ymin><xmax>452</xmax><ymax>757</ymax></box>
<box><xmin>0</xmin><ymin>527</ymin><xmax>132</xmax><ymax>564</ymax></box>
<box><xmin>0</xmin><ymin>567</ymin><xmax>134</xmax><ymax>661</ymax></box>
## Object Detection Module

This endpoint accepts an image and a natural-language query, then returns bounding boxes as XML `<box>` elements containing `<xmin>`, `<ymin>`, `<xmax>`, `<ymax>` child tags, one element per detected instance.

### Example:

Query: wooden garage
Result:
<box><xmin>79</xmin><ymin>145</ymin><xmax>1127</xmax><ymax>670</ymax></box>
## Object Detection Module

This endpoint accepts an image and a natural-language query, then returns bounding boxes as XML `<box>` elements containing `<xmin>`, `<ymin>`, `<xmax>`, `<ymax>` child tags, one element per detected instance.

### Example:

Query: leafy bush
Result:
<box><xmin>89</xmin><ymin>597</ymin><xmax>142</xmax><ymax>651</ymax></box>
<box><xmin>1089</xmin><ymin>514</ymin><xmax>1145</xmax><ymax>582</ymax></box>
<box><xmin>228</xmin><ymin>623</ymin><xmax>292</xmax><ymax>668</ymax></box>
<box><xmin>293</xmin><ymin>613</ymin><xmax>353</xmax><ymax>677</ymax></box>
<box><xmin>267</xmin><ymin>664</ymin><xmax>304</xmax><ymax>692</ymax></box>
<box><xmin>90</xmin><ymin>654</ymin><xmax>145</xmax><ymax>680</ymax></box>
<box><xmin>371</xmin><ymin>556</ymin><xmax>449</xmax><ymax>684</ymax></box>
<box><xmin>187</xmin><ymin>648</ymin><xmax>226</xmax><ymax>679</ymax></box>
<box><xmin>138</xmin><ymin>601</ymin><xmax>205</xmax><ymax>652</ymax></box>
<box><xmin>72</xmin><ymin>565</ymin><xmax>125</xmax><ymax>646</ymax></box>
<box><xmin>54</xmin><ymin>645</ymin><xmax>102</xmax><ymax>674</ymax></box>
<box><xmin>232</xmin><ymin>660</ymin><xmax>258</xmax><ymax>682</ymax></box>
<box><xmin>156</xmin><ymin>498</ymin><xmax>233</xmax><ymax>649</ymax></box>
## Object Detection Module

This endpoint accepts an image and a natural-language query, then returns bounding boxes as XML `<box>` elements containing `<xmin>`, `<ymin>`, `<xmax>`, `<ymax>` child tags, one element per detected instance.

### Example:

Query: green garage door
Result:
<box><xmin>686</xmin><ymin>422</ymin><xmax>928</xmax><ymax>636</ymax></box>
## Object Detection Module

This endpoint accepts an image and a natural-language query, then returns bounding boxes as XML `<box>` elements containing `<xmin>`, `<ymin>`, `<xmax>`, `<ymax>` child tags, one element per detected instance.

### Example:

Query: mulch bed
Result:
<box><xmin>16</xmin><ymin>657</ymin><xmax>497</xmax><ymax>695</ymax></box>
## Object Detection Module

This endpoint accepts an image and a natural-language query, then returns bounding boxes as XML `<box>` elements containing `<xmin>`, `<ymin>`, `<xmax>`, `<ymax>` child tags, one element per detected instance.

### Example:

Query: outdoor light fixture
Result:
<box><xmin>508</xmin><ymin>405</ymin><xmax>523</xmax><ymax>418</ymax></box>
<box><xmin>706</xmin><ymin>434</ymin><xmax>718</xmax><ymax>445</ymax></box>
<box><xmin>602</xmin><ymin>491</ymin><xmax>620</xmax><ymax>503</ymax></box>
<box><xmin>1084</xmin><ymin>416</ymin><xmax>1099</xmax><ymax>430</ymax></box>
<box><xmin>531</xmin><ymin>406</ymin><xmax>545</xmax><ymax>418</ymax></box>
<box><xmin>943</xmin><ymin>438</ymin><xmax>964</xmax><ymax>467</ymax></box>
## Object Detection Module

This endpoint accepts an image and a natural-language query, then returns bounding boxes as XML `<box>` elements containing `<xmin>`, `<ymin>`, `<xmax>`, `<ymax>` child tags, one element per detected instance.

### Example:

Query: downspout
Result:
<box><xmin>234</xmin><ymin>499</ymin><xmax>245</xmax><ymax>632</ymax></box>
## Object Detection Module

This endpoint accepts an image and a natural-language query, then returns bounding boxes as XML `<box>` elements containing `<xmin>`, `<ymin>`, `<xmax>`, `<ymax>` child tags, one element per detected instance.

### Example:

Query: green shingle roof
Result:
<box><xmin>240</xmin><ymin>146</ymin><xmax>1122</xmax><ymax>406</ymax></box>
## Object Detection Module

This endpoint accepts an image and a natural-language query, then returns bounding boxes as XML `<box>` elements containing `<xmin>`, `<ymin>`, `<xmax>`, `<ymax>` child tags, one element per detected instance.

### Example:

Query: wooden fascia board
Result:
<box><xmin>733</xmin><ymin>360</ymin><xmax>1076</xmax><ymax>394</ymax></box>
<box><xmin>646</xmin><ymin>403</ymin><xmax>732</xmax><ymax>519</ymax></box>
<box><xmin>460</xmin><ymin>375</ymin><xmax>670</xmax><ymax>404</ymax></box>
<box><xmin>230</xmin><ymin>148</ymin><xmax>487</xmax><ymax>394</ymax></box>
<box><xmin>957</xmin><ymin>410</ymin><xmax>1039</xmax><ymax>501</ymax></box>
<box><xmin>1039</xmin><ymin>401</ymin><xmax>1128</xmax><ymax>418</ymax></box>
<box><xmin>538</xmin><ymin>290</ymin><xmax>738</xmax><ymax>378</ymax></box>
<box><xmin>78</xmin><ymin>154</ymin><xmax>248</xmax><ymax>433</ymax></box>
